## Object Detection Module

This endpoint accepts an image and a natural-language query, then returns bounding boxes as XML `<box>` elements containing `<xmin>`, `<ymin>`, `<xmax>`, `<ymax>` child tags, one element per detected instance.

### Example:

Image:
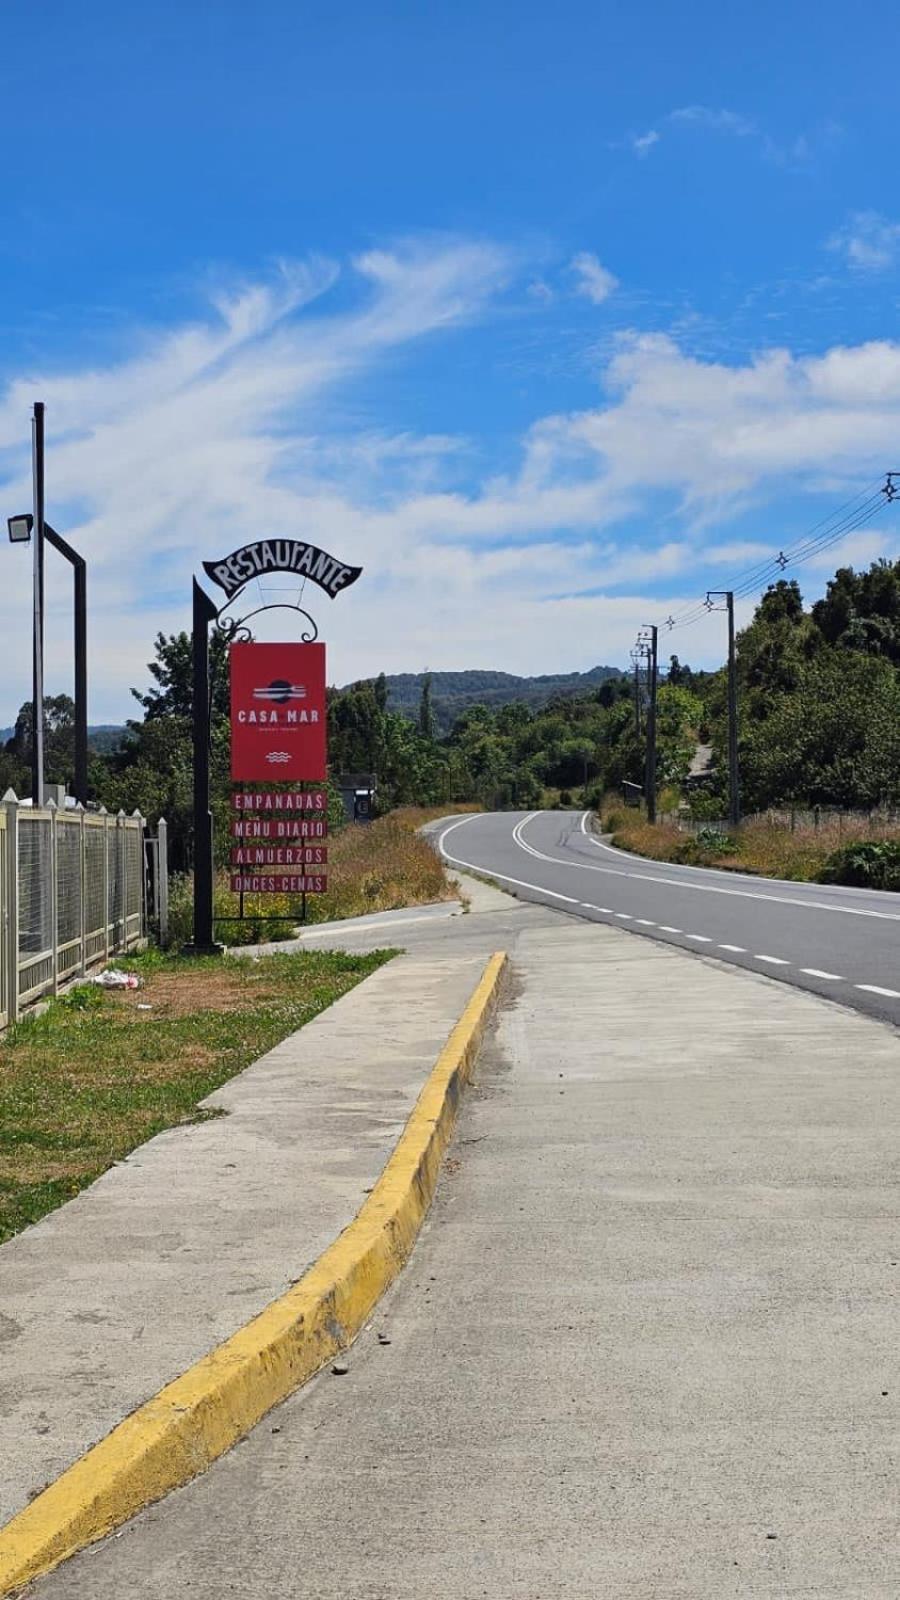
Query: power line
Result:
<box><xmin>657</xmin><ymin>477</ymin><xmax>895</xmax><ymax>639</ymax></box>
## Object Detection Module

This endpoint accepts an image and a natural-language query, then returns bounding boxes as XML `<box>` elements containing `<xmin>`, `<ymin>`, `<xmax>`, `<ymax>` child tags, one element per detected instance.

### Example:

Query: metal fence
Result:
<box><xmin>662</xmin><ymin>806</ymin><xmax>900</xmax><ymax>836</ymax></box>
<box><xmin>1</xmin><ymin>797</ymin><xmax>146</xmax><ymax>1025</ymax></box>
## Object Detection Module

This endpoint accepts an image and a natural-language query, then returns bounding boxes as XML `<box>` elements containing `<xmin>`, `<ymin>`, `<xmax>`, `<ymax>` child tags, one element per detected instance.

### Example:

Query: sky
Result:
<box><xmin>3</xmin><ymin>0</ymin><xmax>900</xmax><ymax>720</ymax></box>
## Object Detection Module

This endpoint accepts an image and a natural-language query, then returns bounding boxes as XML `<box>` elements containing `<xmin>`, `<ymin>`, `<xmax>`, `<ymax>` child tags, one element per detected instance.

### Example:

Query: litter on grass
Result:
<box><xmin>89</xmin><ymin>969</ymin><xmax>144</xmax><ymax>991</ymax></box>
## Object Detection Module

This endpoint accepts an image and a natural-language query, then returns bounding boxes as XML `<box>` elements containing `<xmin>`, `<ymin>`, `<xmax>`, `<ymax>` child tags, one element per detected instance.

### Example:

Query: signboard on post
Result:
<box><xmin>230</xmin><ymin>641</ymin><xmax>327</xmax><ymax>783</ymax></box>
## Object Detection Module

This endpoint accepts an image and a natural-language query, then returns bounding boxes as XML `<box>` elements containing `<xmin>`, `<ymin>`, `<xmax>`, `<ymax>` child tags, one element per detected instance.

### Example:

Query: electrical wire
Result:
<box><xmin>652</xmin><ymin>478</ymin><xmax>894</xmax><ymax>639</ymax></box>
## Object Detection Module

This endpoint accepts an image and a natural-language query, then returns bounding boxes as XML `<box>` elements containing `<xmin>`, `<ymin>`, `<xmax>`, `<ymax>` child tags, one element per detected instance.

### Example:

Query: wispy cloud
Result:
<box><xmin>624</xmin><ymin>105</ymin><xmax>834</xmax><ymax>172</ymax></box>
<box><xmin>570</xmin><ymin>252</ymin><xmax>618</xmax><ymax>305</ymax></box>
<box><xmin>828</xmin><ymin>211</ymin><xmax>900</xmax><ymax>272</ymax></box>
<box><xmin>631</xmin><ymin>129</ymin><xmax>660</xmax><ymax>158</ymax></box>
<box><xmin>670</xmin><ymin>105</ymin><xmax>756</xmax><ymax>138</ymax></box>
<box><xmin>3</xmin><ymin>245</ymin><xmax>900</xmax><ymax>712</ymax></box>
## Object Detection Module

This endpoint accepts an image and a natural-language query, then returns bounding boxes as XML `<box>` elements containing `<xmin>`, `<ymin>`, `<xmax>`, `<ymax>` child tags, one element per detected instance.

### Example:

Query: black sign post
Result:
<box><xmin>182</xmin><ymin>579</ymin><xmax>222</xmax><ymax>955</ymax></box>
<box><xmin>185</xmin><ymin>541</ymin><xmax>361</xmax><ymax>955</ymax></box>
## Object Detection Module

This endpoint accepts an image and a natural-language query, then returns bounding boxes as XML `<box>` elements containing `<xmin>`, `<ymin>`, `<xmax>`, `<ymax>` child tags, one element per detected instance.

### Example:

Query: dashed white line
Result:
<box><xmin>659</xmin><ymin>926</ymin><xmax>682</xmax><ymax>934</ymax></box>
<box><xmin>856</xmin><ymin>984</ymin><xmax>900</xmax><ymax>999</ymax></box>
<box><xmin>634</xmin><ymin>918</ymin><xmax>656</xmax><ymax>926</ymax></box>
<box><xmin>800</xmin><ymin>968</ymin><xmax>844</xmax><ymax>981</ymax></box>
<box><xmin>576</xmin><ymin>810</ymin><xmax>900</xmax><ymax>923</ymax></box>
<box><xmin>686</xmin><ymin>934</ymin><xmax>712</xmax><ymax>943</ymax></box>
<box><xmin>718</xmin><ymin>943</ymin><xmax>746</xmax><ymax>953</ymax></box>
<box><xmin>615</xmin><ymin>912</ymin><xmax>633</xmax><ymax>920</ymax></box>
<box><xmin>755</xmin><ymin>954</ymin><xmax>790</xmax><ymax>966</ymax></box>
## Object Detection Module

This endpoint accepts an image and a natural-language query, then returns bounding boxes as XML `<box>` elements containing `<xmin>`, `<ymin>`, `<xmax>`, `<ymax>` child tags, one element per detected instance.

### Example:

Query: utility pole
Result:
<box><xmin>31</xmin><ymin>402</ymin><xmax>45</xmax><ymax>806</ymax></box>
<box><xmin>641</xmin><ymin>624</ymin><xmax>659</xmax><ymax>823</ymax></box>
<box><xmin>708</xmin><ymin>590</ymin><xmax>740</xmax><ymax>828</ymax></box>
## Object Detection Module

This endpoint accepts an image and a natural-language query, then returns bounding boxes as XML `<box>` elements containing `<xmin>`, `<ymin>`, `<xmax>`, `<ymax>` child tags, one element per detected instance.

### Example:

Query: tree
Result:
<box><xmin>131</xmin><ymin>629</ymin><xmax>230</xmax><ymax>721</ymax></box>
<box><xmin>8</xmin><ymin>695</ymin><xmax>77</xmax><ymax>789</ymax></box>
<box><xmin>418</xmin><ymin>673</ymin><xmax>435</xmax><ymax>739</ymax></box>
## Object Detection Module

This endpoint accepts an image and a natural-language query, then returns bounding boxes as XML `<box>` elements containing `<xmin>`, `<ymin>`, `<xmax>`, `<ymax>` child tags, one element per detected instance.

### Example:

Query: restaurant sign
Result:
<box><xmin>230</xmin><ymin>641</ymin><xmax>327</xmax><ymax>782</ymax></box>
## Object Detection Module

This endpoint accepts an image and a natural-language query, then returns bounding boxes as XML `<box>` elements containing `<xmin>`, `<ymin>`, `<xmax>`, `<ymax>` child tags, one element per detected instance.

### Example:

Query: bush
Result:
<box><xmin>688</xmin><ymin>791</ymin><xmax>728</xmax><ymax>822</ymax></box>
<box><xmin>820</xmin><ymin>840</ymin><xmax>900</xmax><ymax>890</ymax></box>
<box><xmin>602</xmin><ymin>806</ymin><xmax>629</xmax><ymax>832</ymax></box>
<box><xmin>693</xmin><ymin>827</ymin><xmax>737</xmax><ymax>857</ymax></box>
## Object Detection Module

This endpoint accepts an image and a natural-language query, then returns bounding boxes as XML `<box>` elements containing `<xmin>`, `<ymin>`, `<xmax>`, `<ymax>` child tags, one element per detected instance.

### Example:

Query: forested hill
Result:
<box><xmin>371</xmin><ymin>666</ymin><xmax>624</xmax><ymax>731</ymax></box>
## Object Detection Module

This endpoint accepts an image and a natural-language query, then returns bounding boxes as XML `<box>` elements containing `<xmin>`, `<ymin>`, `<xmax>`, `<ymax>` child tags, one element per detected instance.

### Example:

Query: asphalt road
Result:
<box><xmin>32</xmin><ymin>908</ymin><xmax>900</xmax><ymax>1597</ymax></box>
<box><xmin>436</xmin><ymin>809</ymin><xmax>900</xmax><ymax>1026</ymax></box>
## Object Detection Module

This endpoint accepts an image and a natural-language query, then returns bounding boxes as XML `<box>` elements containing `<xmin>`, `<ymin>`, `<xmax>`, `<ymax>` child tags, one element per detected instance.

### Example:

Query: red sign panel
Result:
<box><xmin>230</xmin><ymin>642</ymin><xmax>327</xmax><ymax>783</ymax></box>
<box><xmin>230</xmin><ymin>873</ymin><xmax>327</xmax><ymax>894</ymax></box>
<box><xmin>231</xmin><ymin>817</ymin><xmax>327</xmax><ymax>840</ymax></box>
<box><xmin>231</xmin><ymin>845</ymin><xmax>327</xmax><ymax>867</ymax></box>
<box><xmin>232</xmin><ymin>790</ymin><xmax>327</xmax><ymax>813</ymax></box>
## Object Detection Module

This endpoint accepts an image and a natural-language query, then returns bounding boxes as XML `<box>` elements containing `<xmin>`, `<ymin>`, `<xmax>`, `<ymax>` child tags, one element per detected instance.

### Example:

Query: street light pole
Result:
<box><xmin>31</xmin><ymin>402</ymin><xmax>45</xmax><ymax>805</ymax></box>
<box><xmin>44</xmin><ymin>524</ymin><xmax>88</xmax><ymax>805</ymax></box>
<box><xmin>7</xmin><ymin>511</ymin><xmax>89</xmax><ymax>806</ymax></box>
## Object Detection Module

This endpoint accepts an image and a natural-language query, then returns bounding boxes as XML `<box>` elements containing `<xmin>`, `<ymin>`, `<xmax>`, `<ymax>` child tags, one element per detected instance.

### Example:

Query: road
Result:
<box><xmin>31</xmin><ymin>900</ymin><xmax>900</xmax><ymax>1598</ymax></box>
<box><xmin>436</xmin><ymin>809</ymin><xmax>900</xmax><ymax>1025</ymax></box>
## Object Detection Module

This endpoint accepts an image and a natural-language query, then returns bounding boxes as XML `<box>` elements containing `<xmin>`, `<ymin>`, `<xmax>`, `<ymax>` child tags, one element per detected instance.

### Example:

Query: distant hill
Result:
<box><xmin>0</xmin><ymin>724</ymin><xmax>126</xmax><ymax>754</ymax></box>
<box><xmin>369</xmin><ymin>666</ymin><xmax>625</xmax><ymax>732</ymax></box>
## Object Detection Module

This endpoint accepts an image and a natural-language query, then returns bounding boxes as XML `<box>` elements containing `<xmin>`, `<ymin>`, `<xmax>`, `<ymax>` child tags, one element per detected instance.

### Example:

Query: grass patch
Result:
<box><xmin>0</xmin><ymin>946</ymin><xmax>393</xmax><ymax>1244</ymax></box>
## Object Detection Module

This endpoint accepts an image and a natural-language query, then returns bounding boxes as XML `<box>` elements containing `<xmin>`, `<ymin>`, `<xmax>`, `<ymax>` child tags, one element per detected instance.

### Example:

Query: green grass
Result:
<box><xmin>0</xmin><ymin>945</ymin><xmax>394</xmax><ymax>1244</ymax></box>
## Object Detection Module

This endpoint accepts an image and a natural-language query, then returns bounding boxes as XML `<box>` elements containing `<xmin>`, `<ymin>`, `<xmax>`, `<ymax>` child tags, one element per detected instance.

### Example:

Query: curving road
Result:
<box><xmin>436</xmin><ymin>809</ymin><xmax>900</xmax><ymax>1026</ymax></box>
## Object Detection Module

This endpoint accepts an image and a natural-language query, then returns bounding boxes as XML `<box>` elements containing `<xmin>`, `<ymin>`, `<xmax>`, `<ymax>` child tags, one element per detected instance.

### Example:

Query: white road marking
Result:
<box><xmin>719</xmin><ymin>943</ymin><xmax>746</xmax><ymax>953</ymax></box>
<box><xmin>435</xmin><ymin>817</ymin><xmax>583</xmax><ymax>906</ymax></box>
<box><xmin>437</xmin><ymin>819</ymin><xmax>900</xmax><ymax>1010</ymax></box>
<box><xmin>576</xmin><ymin>811</ymin><xmax>900</xmax><ymax>923</ymax></box>
<box><xmin>634</xmin><ymin>918</ymin><xmax>656</xmax><ymax>926</ymax></box>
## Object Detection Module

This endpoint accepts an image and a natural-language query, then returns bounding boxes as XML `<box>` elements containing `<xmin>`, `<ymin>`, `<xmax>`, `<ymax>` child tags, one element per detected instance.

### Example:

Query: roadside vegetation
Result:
<box><xmin>5</xmin><ymin>554</ymin><xmax>900</xmax><ymax>895</ymax></box>
<box><xmin>167</xmin><ymin>806</ymin><xmax>465</xmax><ymax>946</ymax></box>
<box><xmin>601</xmin><ymin>803</ymin><xmax>900</xmax><ymax>887</ymax></box>
<box><xmin>0</xmin><ymin>947</ymin><xmax>392</xmax><ymax>1244</ymax></box>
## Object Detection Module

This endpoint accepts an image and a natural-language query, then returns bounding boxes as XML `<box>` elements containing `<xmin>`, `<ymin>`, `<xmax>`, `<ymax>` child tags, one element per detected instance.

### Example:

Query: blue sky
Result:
<box><xmin>3</xmin><ymin>0</ymin><xmax>900</xmax><ymax>718</ymax></box>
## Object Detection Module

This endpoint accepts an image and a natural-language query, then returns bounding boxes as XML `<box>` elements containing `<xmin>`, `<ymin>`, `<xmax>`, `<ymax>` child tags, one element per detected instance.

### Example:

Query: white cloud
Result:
<box><xmin>4</xmin><ymin>250</ymin><xmax>900</xmax><ymax>719</ymax></box>
<box><xmin>632</xmin><ymin>129</ymin><xmax>660</xmax><ymax>157</ymax></box>
<box><xmin>570</xmin><ymin>252</ymin><xmax>619</xmax><ymax>305</ymax></box>
<box><xmin>829</xmin><ymin>211</ymin><xmax>900</xmax><ymax>272</ymax></box>
<box><xmin>669</xmin><ymin>105</ymin><xmax>756</xmax><ymax>138</ymax></box>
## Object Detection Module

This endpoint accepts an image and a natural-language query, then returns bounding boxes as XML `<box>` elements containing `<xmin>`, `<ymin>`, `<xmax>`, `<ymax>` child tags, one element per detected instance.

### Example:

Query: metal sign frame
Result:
<box><xmin>185</xmin><ymin>546</ymin><xmax>361</xmax><ymax>954</ymax></box>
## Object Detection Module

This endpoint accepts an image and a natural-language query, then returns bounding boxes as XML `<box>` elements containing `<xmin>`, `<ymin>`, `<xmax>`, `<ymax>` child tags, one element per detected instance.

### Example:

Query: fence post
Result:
<box><xmin>3</xmin><ymin>791</ymin><xmax>19</xmax><ymax>1024</ymax></box>
<box><xmin>132</xmin><ymin>811</ymin><xmax>146</xmax><ymax>942</ymax></box>
<box><xmin>158</xmin><ymin>817</ymin><xmax>169</xmax><ymax>947</ymax></box>
<box><xmin>99</xmin><ymin>807</ymin><xmax>110</xmax><ymax>962</ymax></box>
<box><xmin>77</xmin><ymin>804</ymin><xmax>87</xmax><ymax>976</ymax></box>
<box><xmin>48</xmin><ymin>801</ymin><xmax>59</xmax><ymax>998</ymax></box>
<box><xmin>118</xmin><ymin>811</ymin><xmax>127</xmax><ymax>953</ymax></box>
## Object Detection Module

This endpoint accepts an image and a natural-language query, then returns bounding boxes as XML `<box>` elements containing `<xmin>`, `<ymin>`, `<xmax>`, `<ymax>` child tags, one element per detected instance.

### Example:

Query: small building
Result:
<box><xmin>336</xmin><ymin>772</ymin><xmax>377</xmax><ymax>824</ymax></box>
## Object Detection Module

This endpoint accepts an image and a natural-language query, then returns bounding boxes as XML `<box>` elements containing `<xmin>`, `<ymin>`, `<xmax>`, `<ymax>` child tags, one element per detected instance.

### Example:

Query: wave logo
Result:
<box><xmin>252</xmin><ymin>679</ymin><xmax>307</xmax><ymax>704</ymax></box>
<box><xmin>265</xmin><ymin>752</ymin><xmax>292</xmax><ymax>764</ymax></box>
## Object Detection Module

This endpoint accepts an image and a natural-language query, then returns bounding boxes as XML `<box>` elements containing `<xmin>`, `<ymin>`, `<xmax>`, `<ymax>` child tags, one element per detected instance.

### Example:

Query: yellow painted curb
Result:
<box><xmin>0</xmin><ymin>951</ymin><xmax>507</xmax><ymax>1596</ymax></box>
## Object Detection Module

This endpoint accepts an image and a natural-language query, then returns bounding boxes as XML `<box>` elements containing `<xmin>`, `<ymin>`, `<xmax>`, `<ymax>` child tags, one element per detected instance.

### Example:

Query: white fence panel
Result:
<box><xmin>1</xmin><ymin>797</ymin><xmax>146</xmax><ymax>1024</ymax></box>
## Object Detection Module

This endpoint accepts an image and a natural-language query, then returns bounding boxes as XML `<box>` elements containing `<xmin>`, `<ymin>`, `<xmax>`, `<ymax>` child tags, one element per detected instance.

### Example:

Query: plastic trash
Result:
<box><xmin>89</xmin><ymin>968</ymin><xmax>143</xmax><ymax>990</ymax></box>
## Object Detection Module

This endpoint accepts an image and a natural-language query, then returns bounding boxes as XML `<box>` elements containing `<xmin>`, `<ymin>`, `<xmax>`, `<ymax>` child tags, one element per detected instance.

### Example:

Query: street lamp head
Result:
<box><xmin>7</xmin><ymin>513</ymin><xmax>33</xmax><ymax>544</ymax></box>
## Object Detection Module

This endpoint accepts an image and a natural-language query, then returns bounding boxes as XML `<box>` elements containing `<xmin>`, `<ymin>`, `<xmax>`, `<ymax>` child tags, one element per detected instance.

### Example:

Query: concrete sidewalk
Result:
<box><xmin>32</xmin><ymin>905</ymin><xmax>900</xmax><ymax>1598</ymax></box>
<box><xmin>0</xmin><ymin>948</ymin><xmax>493</xmax><ymax>1530</ymax></box>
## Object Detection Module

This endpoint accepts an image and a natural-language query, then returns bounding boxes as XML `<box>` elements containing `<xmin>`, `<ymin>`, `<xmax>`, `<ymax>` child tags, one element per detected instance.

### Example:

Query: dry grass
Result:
<box><xmin>202</xmin><ymin>806</ymin><xmax>470</xmax><ymax>944</ymax></box>
<box><xmin>0</xmin><ymin>946</ymin><xmax>392</xmax><ymax>1243</ymax></box>
<box><xmin>604</xmin><ymin>808</ymin><xmax>900</xmax><ymax>882</ymax></box>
